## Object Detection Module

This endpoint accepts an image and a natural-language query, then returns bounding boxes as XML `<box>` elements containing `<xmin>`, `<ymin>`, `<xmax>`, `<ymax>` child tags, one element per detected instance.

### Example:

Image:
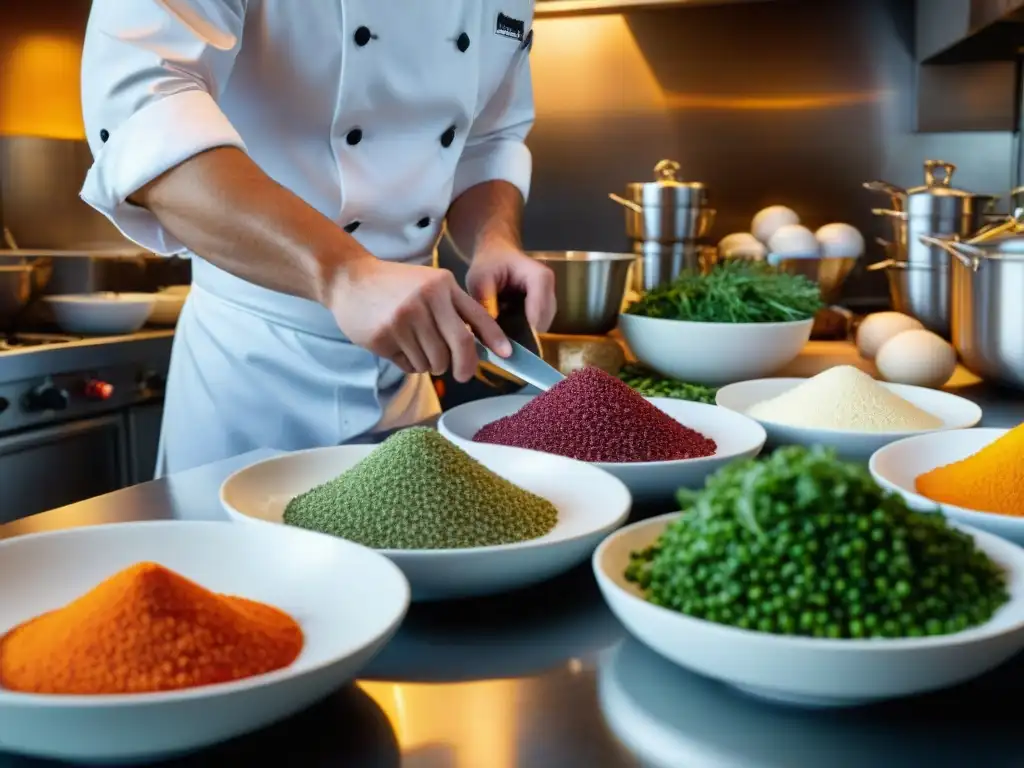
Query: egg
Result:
<box><xmin>816</xmin><ymin>223</ymin><xmax>865</xmax><ymax>259</ymax></box>
<box><xmin>876</xmin><ymin>329</ymin><xmax>957</xmax><ymax>388</ymax></box>
<box><xmin>855</xmin><ymin>312</ymin><xmax>924</xmax><ymax>360</ymax></box>
<box><xmin>751</xmin><ymin>206</ymin><xmax>800</xmax><ymax>244</ymax></box>
<box><xmin>767</xmin><ymin>224</ymin><xmax>820</xmax><ymax>257</ymax></box>
<box><xmin>718</xmin><ymin>232</ymin><xmax>766</xmax><ymax>260</ymax></box>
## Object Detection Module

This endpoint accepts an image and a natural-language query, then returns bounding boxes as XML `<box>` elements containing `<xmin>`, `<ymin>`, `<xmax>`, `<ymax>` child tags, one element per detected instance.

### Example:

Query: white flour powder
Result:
<box><xmin>746</xmin><ymin>365</ymin><xmax>944</xmax><ymax>432</ymax></box>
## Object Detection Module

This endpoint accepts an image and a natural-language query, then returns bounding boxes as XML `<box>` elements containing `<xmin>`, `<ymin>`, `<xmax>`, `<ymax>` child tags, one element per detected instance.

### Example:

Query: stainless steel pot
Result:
<box><xmin>528</xmin><ymin>251</ymin><xmax>637</xmax><ymax>335</ymax></box>
<box><xmin>0</xmin><ymin>253</ymin><xmax>53</xmax><ymax>325</ymax></box>
<box><xmin>920</xmin><ymin>230</ymin><xmax>1024</xmax><ymax>390</ymax></box>
<box><xmin>866</xmin><ymin>258</ymin><xmax>949</xmax><ymax>337</ymax></box>
<box><xmin>867</xmin><ymin>160</ymin><xmax>998</xmax><ymax>261</ymax></box>
<box><xmin>610</xmin><ymin>160</ymin><xmax>715</xmax><ymax>243</ymax></box>
<box><xmin>629</xmin><ymin>241</ymin><xmax>716</xmax><ymax>293</ymax></box>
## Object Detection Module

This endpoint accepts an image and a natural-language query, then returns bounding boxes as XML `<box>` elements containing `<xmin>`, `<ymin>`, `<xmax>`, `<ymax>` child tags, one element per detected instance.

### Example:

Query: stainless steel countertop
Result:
<box><xmin>1</xmin><ymin>383</ymin><xmax>1023</xmax><ymax>767</ymax></box>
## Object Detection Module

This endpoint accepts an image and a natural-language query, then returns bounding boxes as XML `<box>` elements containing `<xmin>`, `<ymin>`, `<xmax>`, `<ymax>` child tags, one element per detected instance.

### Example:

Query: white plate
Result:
<box><xmin>593</xmin><ymin>512</ymin><xmax>1024</xmax><ymax>708</ymax></box>
<box><xmin>870</xmin><ymin>428</ymin><xmax>1024</xmax><ymax>544</ymax></box>
<box><xmin>618</xmin><ymin>314</ymin><xmax>813</xmax><ymax>386</ymax></box>
<box><xmin>221</xmin><ymin>441</ymin><xmax>631</xmax><ymax>601</ymax></box>
<box><xmin>437</xmin><ymin>395</ymin><xmax>767</xmax><ymax>503</ymax></box>
<box><xmin>0</xmin><ymin>521</ymin><xmax>409</xmax><ymax>763</ymax></box>
<box><xmin>44</xmin><ymin>292</ymin><xmax>156</xmax><ymax>335</ymax></box>
<box><xmin>715</xmin><ymin>377</ymin><xmax>982</xmax><ymax>461</ymax></box>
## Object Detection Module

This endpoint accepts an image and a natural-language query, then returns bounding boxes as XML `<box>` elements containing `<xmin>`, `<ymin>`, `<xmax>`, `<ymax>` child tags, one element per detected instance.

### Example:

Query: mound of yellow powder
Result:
<box><xmin>746</xmin><ymin>365</ymin><xmax>943</xmax><ymax>432</ymax></box>
<box><xmin>916</xmin><ymin>424</ymin><xmax>1024</xmax><ymax>516</ymax></box>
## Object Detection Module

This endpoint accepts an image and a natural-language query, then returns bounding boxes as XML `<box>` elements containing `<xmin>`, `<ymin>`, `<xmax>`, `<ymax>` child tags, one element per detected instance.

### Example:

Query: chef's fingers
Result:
<box><xmin>523</xmin><ymin>264</ymin><xmax>557</xmax><ymax>333</ymax></box>
<box><xmin>411</xmin><ymin>303</ymin><xmax>450</xmax><ymax>377</ymax></box>
<box><xmin>468</xmin><ymin>273</ymin><xmax>500</xmax><ymax>319</ymax></box>
<box><xmin>429</xmin><ymin>292</ymin><xmax>478</xmax><ymax>383</ymax></box>
<box><xmin>392</xmin><ymin>352</ymin><xmax>414</xmax><ymax>374</ymax></box>
<box><xmin>452</xmin><ymin>289</ymin><xmax>511</xmax><ymax>358</ymax></box>
<box><xmin>392</xmin><ymin>322</ymin><xmax>431</xmax><ymax>374</ymax></box>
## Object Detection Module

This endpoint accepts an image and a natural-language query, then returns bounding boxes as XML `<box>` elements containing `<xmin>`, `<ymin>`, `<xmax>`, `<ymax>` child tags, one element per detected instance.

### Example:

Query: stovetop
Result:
<box><xmin>0</xmin><ymin>332</ymin><xmax>81</xmax><ymax>352</ymax></box>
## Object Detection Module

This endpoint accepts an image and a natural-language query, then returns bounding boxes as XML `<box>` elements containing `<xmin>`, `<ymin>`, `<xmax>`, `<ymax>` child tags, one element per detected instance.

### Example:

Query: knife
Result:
<box><xmin>474</xmin><ymin>337</ymin><xmax>564</xmax><ymax>392</ymax></box>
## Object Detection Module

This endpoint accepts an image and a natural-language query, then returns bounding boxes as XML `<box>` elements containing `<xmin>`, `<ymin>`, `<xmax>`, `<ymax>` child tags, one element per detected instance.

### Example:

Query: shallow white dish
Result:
<box><xmin>715</xmin><ymin>377</ymin><xmax>982</xmax><ymax>461</ymax></box>
<box><xmin>870</xmin><ymin>428</ymin><xmax>1024</xmax><ymax>544</ymax></box>
<box><xmin>594</xmin><ymin>512</ymin><xmax>1024</xmax><ymax>708</ymax></box>
<box><xmin>221</xmin><ymin>441</ymin><xmax>632</xmax><ymax>601</ymax></box>
<box><xmin>437</xmin><ymin>395</ymin><xmax>767</xmax><ymax>504</ymax></box>
<box><xmin>618</xmin><ymin>314</ymin><xmax>813</xmax><ymax>386</ymax></box>
<box><xmin>44</xmin><ymin>292</ymin><xmax>156</xmax><ymax>335</ymax></box>
<box><xmin>0</xmin><ymin>521</ymin><xmax>409</xmax><ymax>763</ymax></box>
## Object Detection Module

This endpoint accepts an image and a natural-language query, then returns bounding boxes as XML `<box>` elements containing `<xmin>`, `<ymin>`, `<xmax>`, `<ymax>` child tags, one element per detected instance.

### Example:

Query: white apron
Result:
<box><xmin>77</xmin><ymin>1</ymin><xmax>537</xmax><ymax>476</ymax></box>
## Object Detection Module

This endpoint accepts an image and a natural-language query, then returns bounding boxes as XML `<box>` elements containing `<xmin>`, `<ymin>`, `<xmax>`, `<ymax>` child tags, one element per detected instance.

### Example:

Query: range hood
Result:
<box><xmin>535</xmin><ymin>0</ymin><xmax>772</xmax><ymax>17</ymax></box>
<box><xmin>917</xmin><ymin>0</ymin><xmax>1024</xmax><ymax>63</ymax></box>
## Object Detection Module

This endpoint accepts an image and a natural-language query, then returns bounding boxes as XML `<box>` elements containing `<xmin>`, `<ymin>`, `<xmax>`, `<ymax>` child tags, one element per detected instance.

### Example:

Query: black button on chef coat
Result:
<box><xmin>99</xmin><ymin>129</ymin><xmax>109</xmax><ymax>143</ymax></box>
<box><xmin>417</xmin><ymin>217</ymin><xmax>431</xmax><ymax>228</ymax></box>
<box><xmin>346</xmin><ymin>128</ymin><xmax>363</xmax><ymax>146</ymax></box>
<box><xmin>344</xmin><ymin>221</ymin><xmax>361</xmax><ymax>233</ymax></box>
<box><xmin>440</xmin><ymin>126</ymin><xmax>456</xmax><ymax>148</ymax></box>
<box><xmin>456</xmin><ymin>32</ymin><xmax>470</xmax><ymax>52</ymax></box>
<box><xmin>354</xmin><ymin>26</ymin><xmax>372</xmax><ymax>47</ymax></box>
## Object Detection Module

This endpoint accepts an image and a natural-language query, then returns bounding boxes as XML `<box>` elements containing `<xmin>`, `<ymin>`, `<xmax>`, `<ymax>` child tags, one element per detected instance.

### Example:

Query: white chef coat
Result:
<box><xmin>78</xmin><ymin>0</ymin><xmax>536</xmax><ymax>477</ymax></box>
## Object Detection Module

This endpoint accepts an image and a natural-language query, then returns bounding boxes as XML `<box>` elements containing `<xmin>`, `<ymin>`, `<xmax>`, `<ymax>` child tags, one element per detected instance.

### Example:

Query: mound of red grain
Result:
<box><xmin>473</xmin><ymin>367</ymin><xmax>717</xmax><ymax>463</ymax></box>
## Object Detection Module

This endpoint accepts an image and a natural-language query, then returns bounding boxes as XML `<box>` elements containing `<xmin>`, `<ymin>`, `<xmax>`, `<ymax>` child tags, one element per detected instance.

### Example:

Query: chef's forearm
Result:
<box><xmin>445</xmin><ymin>180</ymin><xmax>524</xmax><ymax>259</ymax></box>
<box><xmin>130</xmin><ymin>147</ymin><xmax>370</xmax><ymax>305</ymax></box>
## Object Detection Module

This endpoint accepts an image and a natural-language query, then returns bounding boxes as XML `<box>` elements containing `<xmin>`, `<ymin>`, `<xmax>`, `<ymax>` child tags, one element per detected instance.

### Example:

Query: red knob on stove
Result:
<box><xmin>84</xmin><ymin>379</ymin><xmax>115</xmax><ymax>400</ymax></box>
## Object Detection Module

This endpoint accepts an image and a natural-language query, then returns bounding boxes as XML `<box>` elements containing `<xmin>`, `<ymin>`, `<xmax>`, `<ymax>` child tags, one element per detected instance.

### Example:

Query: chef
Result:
<box><xmin>78</xmin><ymin>1</ymin><xmax>555</xmax><ymax>476</ymax></box>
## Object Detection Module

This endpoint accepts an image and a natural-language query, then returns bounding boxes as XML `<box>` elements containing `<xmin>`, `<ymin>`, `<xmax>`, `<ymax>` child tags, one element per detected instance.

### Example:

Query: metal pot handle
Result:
<box><xmin>865</xmin><ymin>259</ymin><xmax>895</xmax><ymax>272</ymax></box>
<box><xmin>918</xmin><ymin>234</ymin><xmax>983</xmax><ymax>272</ymax></box>
<box><xmin>872</xmin><ymin>207</ymin><xmax>907</xmax><ymax>220</ymax></box>
<box><xmin>924</xmin><ymin>159</ymin><xmax>956</xmax><ymax>188</ymax></box>
<box><xmin>607</xmin><ymin>192</ymin><xmax>643</xmax><ymax>214</ymax></box>
<box><xmin>653</xmin><ymin>159</ymin><xmax>680</xmax><ymax>182</ymax></box>
<box><xmin>863</xmin><ymin>180</ymin><xmax>907</xmax><ymax>199</ymax></box>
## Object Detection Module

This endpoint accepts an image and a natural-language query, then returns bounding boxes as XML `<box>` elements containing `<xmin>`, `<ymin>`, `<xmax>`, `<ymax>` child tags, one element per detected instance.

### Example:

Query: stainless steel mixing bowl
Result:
<box><xmin>528</xmin><ymin>251</ymin><xmax>637</xmax><ymax>335</ymax></box>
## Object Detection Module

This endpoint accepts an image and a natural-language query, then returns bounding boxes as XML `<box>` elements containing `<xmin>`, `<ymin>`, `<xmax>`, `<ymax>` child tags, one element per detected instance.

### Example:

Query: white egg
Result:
<box><xmin>767</xmin><ymin>224</ymin><xmax>820</xmax><ymax>257</ymax></box>
<box><xmin>876</xmin><ymin>329</ymin><xmax>957</xmax><ymax>388</ymax></box>
<box><xmin>855</xmin><ymin>311</ymin><xmax>925</xmax><ymax>360</ymax></box>
<box><xmin>816</xmin><ymin>223</ymin><xmax>865</xmax><ymax>259</ymax></box>
<box><xmin>751</xmin><ymin>206</ymin><xmax>800</xmax><ymax>244</ymax></box>
<box><xmin>718</xmin><ymin>232</ymin><xmax>766</xmax><ymax>260</ymax></box>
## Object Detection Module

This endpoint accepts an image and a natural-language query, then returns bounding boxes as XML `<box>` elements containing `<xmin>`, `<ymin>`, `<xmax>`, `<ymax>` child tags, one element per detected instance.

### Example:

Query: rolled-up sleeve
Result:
<box><xmin>452</xmin><ymin>30</ymin><xmax>536</xmax><ymax>205</ymax></box>
<box><xmin>80</xmin><ymin>0</ymin><xmax>247</xmax><ymax>255</ymax></box>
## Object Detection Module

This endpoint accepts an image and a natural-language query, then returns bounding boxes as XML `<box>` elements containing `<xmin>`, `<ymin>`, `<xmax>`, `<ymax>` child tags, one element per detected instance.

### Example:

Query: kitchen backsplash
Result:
<box><xmin>2</xmin><ymin>0</ymin><xmax>1017</xmax><ymax>300</ymax></box>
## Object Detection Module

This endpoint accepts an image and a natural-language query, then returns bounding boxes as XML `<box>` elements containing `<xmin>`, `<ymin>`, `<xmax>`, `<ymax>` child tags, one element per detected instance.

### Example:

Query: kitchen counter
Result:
<box><xmin>0</xmin><ymin>328</ymin><xmax>174</xmax><ymax>383</ymax></box>
<box><xmin>2</xmin><ymin>346</ymin><xmax>1023</xmax><ymax>767</ymax></box>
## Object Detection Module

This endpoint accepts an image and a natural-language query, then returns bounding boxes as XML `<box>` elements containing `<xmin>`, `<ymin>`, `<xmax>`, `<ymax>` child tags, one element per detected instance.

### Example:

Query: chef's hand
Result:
<box><xmin>466</xmin><ymin>248</ymin><xmax>557</xmax><ymax>332</ymax></box>
<box><xmin>329</xmin><ymin>257</ymin><xmax>511</xmax><ymax>383</ymax></box>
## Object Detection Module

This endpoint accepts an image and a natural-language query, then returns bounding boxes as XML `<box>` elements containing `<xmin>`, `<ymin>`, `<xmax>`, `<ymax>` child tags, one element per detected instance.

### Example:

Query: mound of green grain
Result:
<box><xmin>283</xmin><ymin>428</ymin><xmax>558</xmax><ymax>549</ymax></box>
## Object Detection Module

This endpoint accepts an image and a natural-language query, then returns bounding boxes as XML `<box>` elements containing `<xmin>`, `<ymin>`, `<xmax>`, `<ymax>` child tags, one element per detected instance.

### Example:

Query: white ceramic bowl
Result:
<box><xmin>618</xmin><ymin>314</ymin><xmax>814</xmax><ymax>386</ymax></box>
<box><xmin>148</xmin><ymin>292</ymin><xmax>186</xmax><ymax>325</ymax></box>
<box><xmin>221</xmin><ymin>441</ymin><xmax>631</xmax><ymax>601</ymax></box>
<box><xmin>44</xmin><ymin>292</ymin><xmax>156</xmax><ymax>335</ymax></box>
<box><xmin>437</xmin><ymin>395</ymin><xmax>767</xmax><ymax>504</ymax></box>
<box><xmin>715</xmin><ymin>377</ymin><xmax>982</xmax><ymax>461</ymax></box>
<box><xmin>0</xmin><ymin>521</ymin><xmax>409</xmax><ymax>763</ymax></box>
<box><xmin>594</xmin><ymin>513</ymin><xmax>1024</xmax><ymax>708</ymax></box>
<box><xmin>870</xmin><ymin>428</ymin><xmax>1024</xmax><ymax>544</ymax></box>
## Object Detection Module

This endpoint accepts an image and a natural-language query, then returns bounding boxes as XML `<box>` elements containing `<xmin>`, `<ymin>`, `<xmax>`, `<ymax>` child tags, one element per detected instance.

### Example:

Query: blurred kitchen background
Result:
<box><xmin>3</xmin><ymin>0</ymin><xmax>1022</xmax><ymax>300</ymax></box>
<box><xmin>1</xmin><ymin>0</ymin><xmax>1022</xmax><ymax>519</ymax></box>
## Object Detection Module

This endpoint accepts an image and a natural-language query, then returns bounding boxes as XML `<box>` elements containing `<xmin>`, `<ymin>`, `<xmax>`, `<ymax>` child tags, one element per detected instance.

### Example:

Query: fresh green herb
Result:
<box><xmin>626</xmin><ymin>260</ymin><xmax>823</xmax><ymax>323</ymax></box>
<box><xmin>625</xmin><ymin>446</ymin><xmax>1008</xmax><ymax>639</ymax></box>
<box><xmin>283</xmin><ymin>428</ymin><xmax>557</xmax><ymax>549</ymax></box>
<box><xmin>617</xmin><ymin>364</ymin><xmax>717</xmax><ymax>404</ymax></box>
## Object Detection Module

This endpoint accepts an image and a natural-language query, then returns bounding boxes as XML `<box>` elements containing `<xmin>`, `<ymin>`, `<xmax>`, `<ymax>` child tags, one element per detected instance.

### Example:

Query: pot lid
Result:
<box><xmin>624</xmin><ymin>160</ymin><xmax>708</xmax><ymax>205</ymax></box>
<box><xmin>907</xmin><ymin>159</ymin><xmax>994</xmax><ymax>200</ymax></box>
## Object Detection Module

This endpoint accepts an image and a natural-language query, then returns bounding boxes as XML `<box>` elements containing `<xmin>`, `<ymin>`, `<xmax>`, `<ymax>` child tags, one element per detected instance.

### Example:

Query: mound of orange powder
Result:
<box><xmin>0</xmin><ymin>562</ymin><xmax>303</xmax><ymax>695</ymax></box>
